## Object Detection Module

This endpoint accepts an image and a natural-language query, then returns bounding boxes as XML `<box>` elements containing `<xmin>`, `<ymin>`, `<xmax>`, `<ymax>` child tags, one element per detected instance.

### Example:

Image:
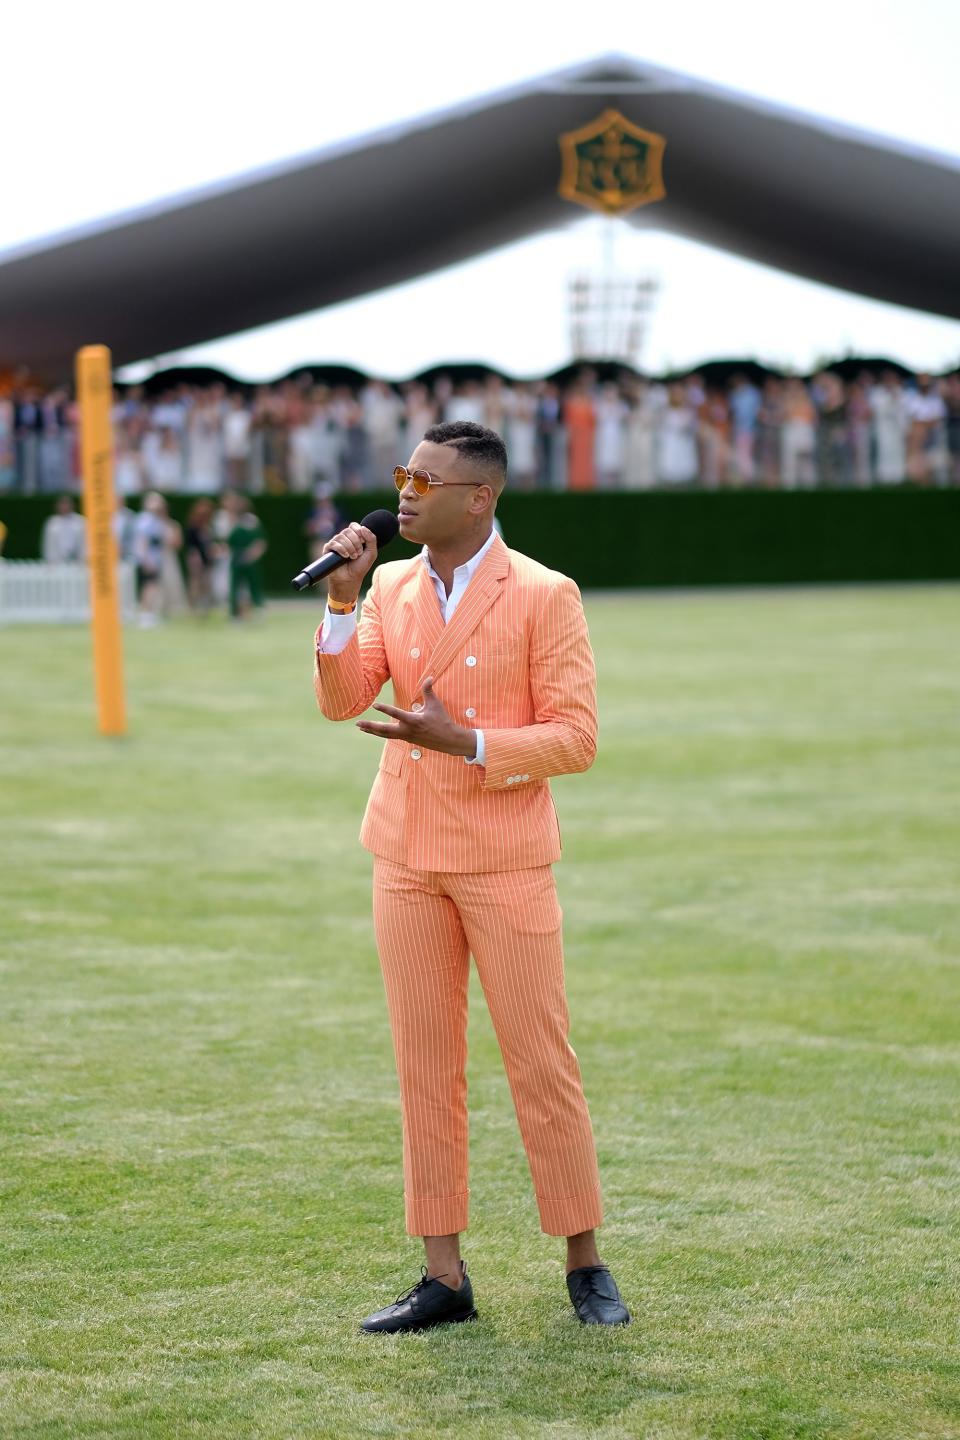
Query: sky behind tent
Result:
<box><xmin>8</xmin><ymin>0</ymin><xmax>960</xmax><ymax>380</ymax></box>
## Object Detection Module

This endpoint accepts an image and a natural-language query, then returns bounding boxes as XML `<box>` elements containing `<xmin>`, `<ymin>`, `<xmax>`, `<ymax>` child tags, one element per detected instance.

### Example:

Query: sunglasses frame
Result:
<box><xmin>393</xmin><ymin>465</ymin><xmax>481</xmax><ymax>496</ymax></box>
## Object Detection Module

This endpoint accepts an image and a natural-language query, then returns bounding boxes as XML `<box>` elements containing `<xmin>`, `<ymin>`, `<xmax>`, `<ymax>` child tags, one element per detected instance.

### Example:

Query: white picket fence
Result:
<box><xmin>0</xmin><ymin>562</ymin><xmax>137</xmax><ymax>624</ymax></box>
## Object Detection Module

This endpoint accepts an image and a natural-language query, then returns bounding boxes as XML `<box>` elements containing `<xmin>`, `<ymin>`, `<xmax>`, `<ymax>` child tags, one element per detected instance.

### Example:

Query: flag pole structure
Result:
<box><xmin>75</xmin><ymin>345</ymin><xmax>127</xmax><ymax>736</ymax></box>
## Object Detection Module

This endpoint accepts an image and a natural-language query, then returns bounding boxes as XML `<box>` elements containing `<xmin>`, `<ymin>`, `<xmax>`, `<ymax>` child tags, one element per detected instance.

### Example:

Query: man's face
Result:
<box><xmin>396</xmin><ymin>440</ymin><xmax>483</xmax><ymax>549</ymax></box>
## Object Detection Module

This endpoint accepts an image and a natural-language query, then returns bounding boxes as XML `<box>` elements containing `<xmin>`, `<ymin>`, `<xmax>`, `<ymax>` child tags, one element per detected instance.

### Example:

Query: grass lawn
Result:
<box><xmin>1</xmin><ymin>585</ymin><xmax>958</xmax><ymax>1439</ymax></box>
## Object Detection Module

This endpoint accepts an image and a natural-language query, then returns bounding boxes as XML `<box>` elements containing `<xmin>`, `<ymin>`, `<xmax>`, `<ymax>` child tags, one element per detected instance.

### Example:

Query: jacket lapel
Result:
<box><xmin>417</xmin><ymin>533</ymin><xmax>510</xmax><ymax>687</ymax></box>
<box><xmin>411</xmin><ymin>558</ymin><xmax>445</xmax><ymax>652</ymax></box>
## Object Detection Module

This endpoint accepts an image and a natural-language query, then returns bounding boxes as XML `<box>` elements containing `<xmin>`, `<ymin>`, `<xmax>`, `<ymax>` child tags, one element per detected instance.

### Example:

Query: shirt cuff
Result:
<box><xmin>317</xmin><ymin>604</ymin><xmax>358</xmax><ymax>654</ymax></box>
<box><xmin>464</xmin><ymin>729</ymin><xmax>485</xmax><ymax>766</ymax></box>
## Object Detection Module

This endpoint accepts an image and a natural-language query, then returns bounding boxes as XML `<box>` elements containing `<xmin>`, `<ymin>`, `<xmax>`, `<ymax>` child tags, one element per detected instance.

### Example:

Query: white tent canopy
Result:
<box><xmin>3</xmin><ymin>55</ymin><xmax>959</xmax><ymax>381</ymax></box>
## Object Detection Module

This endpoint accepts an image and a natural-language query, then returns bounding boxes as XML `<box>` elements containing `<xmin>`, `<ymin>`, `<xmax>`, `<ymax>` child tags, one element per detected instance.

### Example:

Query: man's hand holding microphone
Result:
<box><xmin>322</xmin><ymin>521</ymin><xmax>380</xmax><ymax>606</ymax></box>
<box><xmin>313</xmin><ymin>520</ymin><xmax>478</xmax><ymax>760</ymax></box>
<box><xmin>290</xmin><ymin>508</ymin><xmax>398</xmax><ymax>595</ymax></box>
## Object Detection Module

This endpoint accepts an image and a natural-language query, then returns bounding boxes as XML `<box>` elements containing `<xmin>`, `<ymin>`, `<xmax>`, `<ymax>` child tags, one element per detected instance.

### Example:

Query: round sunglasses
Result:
<box><xmin>393</xmin><ymin>465</ymin><xmax>480</xmax><ymax>496</ymax></box>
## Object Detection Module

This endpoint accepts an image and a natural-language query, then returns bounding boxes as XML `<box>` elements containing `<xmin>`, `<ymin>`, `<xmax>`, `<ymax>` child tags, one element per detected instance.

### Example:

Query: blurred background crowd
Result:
<box><xmin>4</xmin><ymin>363</ymin><xmax>960</xmax><ymax>496</ymax></box>
<box><xmin>36</xmin><ymin>487</ymin><xmax>281</xmax><ymax>626</ymax></box>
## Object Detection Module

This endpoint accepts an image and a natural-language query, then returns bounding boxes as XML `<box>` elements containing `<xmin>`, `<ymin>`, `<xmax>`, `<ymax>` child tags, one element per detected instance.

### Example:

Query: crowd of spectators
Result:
<box><xmin>39</xmin><ymin>489</ymin><xmax>273</xmax><ymax>626</ymax></box>
<box><xmin>4</xmin><ymin>365</ymin><xmax>959</xmax><ymax>495</ymax></box>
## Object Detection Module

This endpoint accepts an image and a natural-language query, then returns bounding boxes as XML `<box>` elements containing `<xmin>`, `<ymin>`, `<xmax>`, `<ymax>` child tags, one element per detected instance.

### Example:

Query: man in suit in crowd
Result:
<box><xmin>314</xmin><ymin>420</ymin><xmax>629</xmax><ymax>1333</ymax></box>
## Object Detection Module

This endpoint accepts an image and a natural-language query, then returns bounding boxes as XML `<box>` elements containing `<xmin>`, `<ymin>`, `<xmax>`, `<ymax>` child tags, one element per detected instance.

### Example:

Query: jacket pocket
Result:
<box><xmin>379</xmin><ymin>742</ymin><xmax>405</xmax><ymax>776</ymax></box>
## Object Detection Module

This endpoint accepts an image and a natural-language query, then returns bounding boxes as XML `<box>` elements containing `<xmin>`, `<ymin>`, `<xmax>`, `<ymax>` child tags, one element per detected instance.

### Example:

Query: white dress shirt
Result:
<box><xmin>317</xmin><ymin>528</ymin><xmax>498</xmax><ymax>766</ymax></box>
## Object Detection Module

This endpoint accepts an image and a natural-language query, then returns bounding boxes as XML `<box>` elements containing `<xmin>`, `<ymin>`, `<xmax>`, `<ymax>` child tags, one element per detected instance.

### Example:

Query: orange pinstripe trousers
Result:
<box><xmin>372</xmin><ymin>856</ymin><xmax>604</xmax><ymax>1237</ymax></box>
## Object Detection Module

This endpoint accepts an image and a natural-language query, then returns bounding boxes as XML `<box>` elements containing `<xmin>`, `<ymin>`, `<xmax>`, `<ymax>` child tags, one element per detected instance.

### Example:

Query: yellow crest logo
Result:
<box><xmin>558</xmin><ymin>109</ymin><xmax>666</xmax><ymax>216</ymax></box>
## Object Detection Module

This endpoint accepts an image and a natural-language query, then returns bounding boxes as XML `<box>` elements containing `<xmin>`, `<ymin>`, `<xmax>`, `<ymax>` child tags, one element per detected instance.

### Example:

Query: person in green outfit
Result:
<box><xmin>225</xmin><ymin>492</ymin><xmax>268</xmax><ymax>619</ymax></box>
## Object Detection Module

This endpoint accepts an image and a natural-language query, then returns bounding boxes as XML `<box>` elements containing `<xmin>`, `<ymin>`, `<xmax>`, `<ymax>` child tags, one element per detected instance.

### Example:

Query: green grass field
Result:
<box><xmin>2</xmin><ymin>586</ymin><xmax>958</xmax><ymax>1440</ymax></box>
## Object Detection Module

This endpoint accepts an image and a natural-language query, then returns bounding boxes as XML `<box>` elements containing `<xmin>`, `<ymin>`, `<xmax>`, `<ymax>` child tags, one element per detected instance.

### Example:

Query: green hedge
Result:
<box><xmin>3</xmin><ymin>489</ymin><xmax>958</xmax><ymax>591</ymax></box>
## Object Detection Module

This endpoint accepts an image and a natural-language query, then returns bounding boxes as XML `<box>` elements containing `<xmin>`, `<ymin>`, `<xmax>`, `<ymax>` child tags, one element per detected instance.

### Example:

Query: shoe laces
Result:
<box><xmin>569</xmin><ymin>1265</ymin><xmax>612</xmax><ymax>1303</ymax></box>
<box><xmin>393</xmin><ymin>1265</ymin><xmax>434</xmax><ymax>1307</ymax></box>
<box><xmin>394</xmin><ymin>1263</ymin><xmax>462</xmax><ymax>1306</ymax></box>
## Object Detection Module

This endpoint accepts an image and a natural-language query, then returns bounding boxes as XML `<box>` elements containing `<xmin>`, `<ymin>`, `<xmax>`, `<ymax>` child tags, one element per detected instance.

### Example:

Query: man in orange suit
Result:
<box><xmin>314</xmin><ymin>421</ymin><xmax>630</xmax><ymax>1333</ymax></box>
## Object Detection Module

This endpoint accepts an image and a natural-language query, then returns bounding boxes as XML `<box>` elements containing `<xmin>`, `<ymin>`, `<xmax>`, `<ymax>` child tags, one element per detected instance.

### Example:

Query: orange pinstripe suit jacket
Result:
<box><xmin>313</xmin><ymin>533</ymin><xmax>598</xmax><ymax>872</ymax></box>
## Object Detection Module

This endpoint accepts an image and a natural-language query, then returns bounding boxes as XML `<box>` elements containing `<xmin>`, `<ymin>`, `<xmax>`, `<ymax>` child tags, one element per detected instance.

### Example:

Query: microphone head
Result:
<box><xmin>361</xmin><ymin>509</ymin><xmax>400</xmax><ymax>549</ymax></box>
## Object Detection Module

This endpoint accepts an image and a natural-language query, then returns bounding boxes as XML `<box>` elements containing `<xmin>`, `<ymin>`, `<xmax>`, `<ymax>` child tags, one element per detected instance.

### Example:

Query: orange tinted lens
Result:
<box><xmin>411</xmin><ymin>471</ymin><xmax>432</xmax><ymax>495</ymax></box>
<box><xmin>393</xmin><ymin>467</ymin><xmax>407</xmax><ymax>491</ymax></box>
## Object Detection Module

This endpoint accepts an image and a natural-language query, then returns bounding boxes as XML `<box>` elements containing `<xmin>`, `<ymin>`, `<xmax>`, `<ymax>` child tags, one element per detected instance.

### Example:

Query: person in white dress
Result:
<box><xmin>184</xmin><ymin>391</ymin><xmax>224</xmax><ymax>494</ymax></box>
<box><xmin>223</xmin><ymin>392</ymin><xmax>252</xmax><ymax>491</ymax></box>
<box><xmin>211</xmin><ymin>493</ymin><xmax>236</xmax><ymax>607</ymax></box>
<box><xmin>287</xmin><ymin>412</ymin><xmax>315</xmax><ymax>494</ymax></box>
<box><xmin>144</xmin><ymin>429</ymin><xmax>184</xmax><ymax>491</ymax></box>
<box><xmin>624</xmin><ymin>379</ymin><xmax>664</xmax><ymax>489</ymax></box>
<box><xmin>780</xmin><ymin>379</ymin><xmax>817</xmax><ymax>489</ymax></box>
<box><xmin>444</xmin><ymin>381</ymin><xmax>486</xmax><ymax>425</ymax></box>
<box><xmin>657</xmin><ymin>385</ymin><xmax>699</xmax><ymax>485</ymax></box>
<box><xmin>594</xmin><ymin>382</ymin><xmax>629</xmax><ymax>488</ymax></box>
<box><xmin>403</xmin><ymin>384</ymin><xmax>437</xmax><ymax>460</ymax></box>
<box><xmin>506</xmin><ymin>384</ymin><xmax>538</xmax><ymax>489</ymax></box>
<box><xmin>41</xmin><ymin>495</ymin><xmax>86</xmax><ymax>563</ymax></box>
<box><xmin>869</xmin><ymin>372</ymin><xmax>909</xmax><ymax>484</ymax></box>
<box><xmin>160</xmin><ymin>509</ymin><xmax>188</xmax><ymax>616</ymax></box>
<box><xmin>307</xmin><ymin>388</ymin><xmax>342</xmax><ymax>489</ymax></box>
<box><xmin>363</xmin><ymin>380</ymin><xmax>404</xmax><ymax>488</ymax></box>
<box><xmin>113</xmin><ymin>423</ymin><xmax>144</xmax><ymax>497</ymax></box>
<box><xmin>482</xmin><ymin>375</ymin><xmax>509</xmax><ymax>438</ymax></box>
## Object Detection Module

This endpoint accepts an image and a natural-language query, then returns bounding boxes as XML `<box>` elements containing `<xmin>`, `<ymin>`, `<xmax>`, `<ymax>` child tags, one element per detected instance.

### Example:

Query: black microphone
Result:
<box><xmin>290</xmin><ymin>509</ymin><xmax>400</xmax><ymax>591</ymax></box>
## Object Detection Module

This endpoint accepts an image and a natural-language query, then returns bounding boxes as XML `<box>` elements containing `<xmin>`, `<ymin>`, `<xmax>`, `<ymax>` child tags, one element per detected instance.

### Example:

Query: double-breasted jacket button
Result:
<box><xmin>410</xmin><ymin>701</ymin><xmax>423</xmax><ymax>712</ymax></box>
<box><xmin>410</xmin><ymin>748</ymin><xmax>423</xmax><ymax>760</ymax></box>
<box><xmin>465</xmin><ymin>707</ymin><xmax>476</xmax><ymax>718</ymax></box>
<box><xmin>465</xmin><ymin>655</ymin><xmax>477</xmax><ymax>667</ymax></box>
<box><xmin>410</xmin><ymin>647</ymin><xmax>420</xmax><ymax>659</ymax></box>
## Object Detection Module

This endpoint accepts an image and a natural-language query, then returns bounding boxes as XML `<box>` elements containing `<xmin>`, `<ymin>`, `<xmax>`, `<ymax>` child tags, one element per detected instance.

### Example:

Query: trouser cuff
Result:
<box><xmin>537</xmin><ymin>1183</ymin><xmax>604</xmax><ymax>1237</ymax></box>
<box><xmin>405</xmin><ymin>1190</ymin><xmax>470</xmax><ymax>1237</ymax></box>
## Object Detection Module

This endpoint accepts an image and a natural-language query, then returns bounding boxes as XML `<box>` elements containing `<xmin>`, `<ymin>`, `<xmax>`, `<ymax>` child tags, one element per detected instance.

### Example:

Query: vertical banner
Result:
<box><xmin>76</xmin><ymin>345</ymin><xmax>127</xmax><ymax>736</ymax></box>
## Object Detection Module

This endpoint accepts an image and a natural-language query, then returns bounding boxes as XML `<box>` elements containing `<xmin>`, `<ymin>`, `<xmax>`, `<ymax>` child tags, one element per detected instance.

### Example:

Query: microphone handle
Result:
<box><xmin>291</xmin><ymin>547</ymin><xmax>349</xmax><ymax>592</ymax></box>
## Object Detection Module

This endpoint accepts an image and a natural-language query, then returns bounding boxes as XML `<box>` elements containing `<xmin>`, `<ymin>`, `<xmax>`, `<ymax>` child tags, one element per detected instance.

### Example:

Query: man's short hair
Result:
<box><xmin>423</xmin><ymin>420</ymin><xmax>508</xmax><ymax>488</ymax></box>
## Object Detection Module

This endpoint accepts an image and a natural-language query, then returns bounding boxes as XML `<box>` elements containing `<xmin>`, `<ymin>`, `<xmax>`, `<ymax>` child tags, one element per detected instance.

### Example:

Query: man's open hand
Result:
<box><xmin>356</xmin><ymin>677</ymin><xmax>477</xmax><ymax>758</ymax></box>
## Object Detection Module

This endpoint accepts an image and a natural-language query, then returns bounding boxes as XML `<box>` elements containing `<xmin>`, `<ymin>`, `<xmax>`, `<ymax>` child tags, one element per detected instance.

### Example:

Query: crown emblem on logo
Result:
<box><xmin>558</xmin><ymin>109</ymin><xmax>666</xmax><ymax>216</ymax></box>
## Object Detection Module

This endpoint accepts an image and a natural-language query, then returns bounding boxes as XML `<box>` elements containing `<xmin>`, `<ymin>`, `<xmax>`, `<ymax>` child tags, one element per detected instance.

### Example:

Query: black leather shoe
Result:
<box><xmin>566</xmin><ymin>1265</ymin><xmax>631</xmax><ymax>1326</ymax></box>
<box><xmin>360</xmin><ymin>1261</ymin><xmax>477</xmax><ymax>1334</ymax></box>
